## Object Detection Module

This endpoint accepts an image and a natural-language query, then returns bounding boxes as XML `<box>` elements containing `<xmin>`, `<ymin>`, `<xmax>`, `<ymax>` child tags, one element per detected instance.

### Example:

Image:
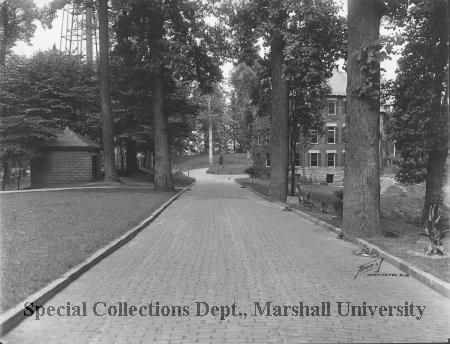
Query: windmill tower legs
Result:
<box><xmin>59</xmin><ymin>3</ymin><xmax>98</xmax><ymax>63</ymax></box>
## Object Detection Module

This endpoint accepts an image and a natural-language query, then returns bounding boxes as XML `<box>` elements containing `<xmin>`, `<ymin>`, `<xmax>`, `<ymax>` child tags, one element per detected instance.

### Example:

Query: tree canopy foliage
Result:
<box><xmin>229</xmin><ymin>63</ymin><xmax>258</xmax><ymax>152</ymax></box>
<box><xmin>0</xmin><ymin>0</ymin><xmax>47</xmax><ymax>64</ymax></box>
<box><xmin>386</xmin><ymin>0</ymin><xmax>448</xmax><ymax>183</ymax></box>
<box><xmin>3</xmin><ymin>0</ymin><xmax>446</xmax><ymax>224</ymax></box>
<box><xmin>0</xmin><ymin>57</ymin><xmax>55</xmax><ymax>160</ymax></box>
<box><xmin>112</xmin><ymin>0</ymin><xmax>223</xmax><ymax>94</ymax></box>
<box><xmin>0</xmin><ymin>50</ymin><xmax>100</xmax><ymax>161</ymax></box>
<box><xmin>110</xmin><ymin>0</ymin><xmax>225</xmax><ymax>190</ymax></box>
<box><xmin>384</xmin><ymin>0</ymin><xmax>448</xmax><ymax>221</ymax></box>
<box><xmin>229</xmin><ymin>0</ymin><xmax>346</xmax><ymax>200</ymax></box>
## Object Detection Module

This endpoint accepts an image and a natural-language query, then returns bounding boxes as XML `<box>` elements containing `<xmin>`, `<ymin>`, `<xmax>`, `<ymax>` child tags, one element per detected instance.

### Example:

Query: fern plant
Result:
<box><xmin>419</xmin><ymin>204</ymin><xmax>448</xmax><ymax>255</ymax></box>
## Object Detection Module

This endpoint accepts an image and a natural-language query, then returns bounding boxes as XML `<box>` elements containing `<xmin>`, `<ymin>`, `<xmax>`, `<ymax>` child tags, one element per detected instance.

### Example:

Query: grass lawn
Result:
<box><xmin>117</xmin><ymin>169</ymin><xmax>195</xmax><ymax>188</ymax></box>
<box><xmin>172</xmin><ymin>153</ymin><xmax>251</xmax><ymax>172</ymax></box>
<box><xmin>207</xmin><ymin>163</ymin><xmax>252</xmax><ymax>175</ymax></box>
<box><xmin>0</xmin><ymin>174</ymin><xmax>194</xmax><ymax>313</ymax></box>
<box><xmin>236</xmin><ymin>177</ymin><xmax>450</xmax><ymax>283</ymax></box>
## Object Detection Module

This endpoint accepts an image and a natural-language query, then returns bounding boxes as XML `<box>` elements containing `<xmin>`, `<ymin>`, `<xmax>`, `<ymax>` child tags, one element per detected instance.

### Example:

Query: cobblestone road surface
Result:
<box><xmin>3</xmin><ymin>169</ymin><xmax>450</xmax><ymax>343</ymax></box>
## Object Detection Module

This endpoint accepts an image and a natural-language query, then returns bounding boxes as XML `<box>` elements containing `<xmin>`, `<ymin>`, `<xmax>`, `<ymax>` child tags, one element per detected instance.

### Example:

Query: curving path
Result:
<box><xmin>3</xmin><ymin>169</ymin><xmax>449</xmax><ymax>343</ymax></box>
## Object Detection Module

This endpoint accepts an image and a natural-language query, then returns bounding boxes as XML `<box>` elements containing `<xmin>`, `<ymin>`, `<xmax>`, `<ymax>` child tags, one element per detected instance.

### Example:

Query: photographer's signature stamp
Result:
<box><xmin>354</xmin><ymin>258</ymin><xmax>410</xmax><ymax>279</ymax></box>
<box><xmin>354</xmin><ymin>258</ymin><xmax>384</xmax><ymax>278</ymax></box>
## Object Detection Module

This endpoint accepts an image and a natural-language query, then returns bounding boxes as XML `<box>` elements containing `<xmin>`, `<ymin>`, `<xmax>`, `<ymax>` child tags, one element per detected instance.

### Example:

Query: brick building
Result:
<box><xmin>296</xmin><ymin>70</ymin><xmax>347</xmax><ymax>184</ymax></box>
<box><xmin>31</xmin><ymin>128</ymin><xmax>101</xmax><ymax>188</ymax></box>
<box><xmin>252</xmin><ymin>70</ymin><xmax>395</xmax><ymax>185</ymax></box>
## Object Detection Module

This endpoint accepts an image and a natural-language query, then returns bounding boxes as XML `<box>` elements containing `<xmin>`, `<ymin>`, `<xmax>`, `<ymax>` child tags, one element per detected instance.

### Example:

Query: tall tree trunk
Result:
<box><xmin>152</xmin><ymin>77</ymin><xmax>174</xmax><ymax>190</ymax></box>
<box><xmin>422</xmin><ymin>145</ymin><xmax>448</xmax><ymax>221</ymax></box>
<box><xmin>126</xmin><ymin>138</ymin><xmax>138</xmax><ymax>174</ymax></box>
<box><xmin>208</xmin><ymin>96</ymin><xmax>213</xmax><ymax>166</ymax></box>
<box><xmin>119</xmin><ymin>141</ymin><xmax>124</xmax><ymax>174</ymax></box>
<box><xmin>268</xmin><ymin>33</ymin><xmax>289</xmax><ymax>201</ymax></box>
<box><xmin>302</xmin><ymin>151</ymin><xmax>306</xmax><ymax>182</ymax></box>
<box><xmin>422</xmin><ymin>0</ymin><xmax>449</xmax><ymax>222</ymax></box>
<box><xmin>1</xmin><ymin>157</ymin><xmax>10</xmax><ymax>191</ymax></box>
<box><xmin>290</xmin><ymin>132</ymin><xmax>296</xmax><ymax>196</ymax></box>
<box><xmin>98</xmin><ymin>0</ymin><xmax>120</xmax><ymax>183</ymax></box>
<box><xmin>0</xmin><ymin>33</ymin><xmax>6</xmax><ymax>67</ymax></box>
<box><xmin>17</xmin><ymin>155</ymin><xmax>22</xmax><ymax>190</ymax></box>
<box><xmin>86</xmin><ymin>5</ymin><xmax>93</xmax><ymax>66</ymax></box>
<box><xmin>0</xmin><ymin>3</ymin><xmax>8</xmax><ymax>67</ymax></box>
<box><xmin>151</xmin><ymin>5</ymin><xmax>174</xmax><ymax>192</ymax></box>
<box><xmin>343</xmin><ymin>0</ymin><xmax>384</xmax><ymax>238</ymax></box>
<box><xmin>203</xmin><ymin>125</ymin><xmax>208</xmax><ymax>154</ymax></box>
<box><xmin>0</xmin><ymin>5</ymin><xmax>9</xmax><ymax>189</ymax></box>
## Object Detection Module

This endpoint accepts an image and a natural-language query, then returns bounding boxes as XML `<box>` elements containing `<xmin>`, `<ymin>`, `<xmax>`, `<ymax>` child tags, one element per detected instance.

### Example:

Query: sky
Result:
<box><xmin>13</xmin><ymin>0</ymin><xmax>399</xmax><ymax>81</ymax></box>
<box><xmin>13</xmin><ymin>0</ymin><xmax>61</xmax><ymax>55</ymax></box>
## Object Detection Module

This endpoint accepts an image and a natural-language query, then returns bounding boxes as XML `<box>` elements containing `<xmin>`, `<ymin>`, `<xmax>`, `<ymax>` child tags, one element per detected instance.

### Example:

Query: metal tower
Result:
<box><xmin>59</xmin><ymin>2</ymin><xmax>98</xmax><ymax>64</ymax></box>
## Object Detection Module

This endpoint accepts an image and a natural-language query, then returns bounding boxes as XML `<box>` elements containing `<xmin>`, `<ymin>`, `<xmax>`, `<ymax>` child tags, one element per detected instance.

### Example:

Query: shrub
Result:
<box><xmin>251</xmin><ymin>146</ymin><xmax>270</xmax><ymax>178</ymax></box>
<box><xmin>332</xmin><ymin>189</ymin><xmax>344</xmax><ymax>219</ymax></box>
<box><xmin>244</xmin><ymin>166</ymin><xmax>256</xmax><ymax>177</ymax></box>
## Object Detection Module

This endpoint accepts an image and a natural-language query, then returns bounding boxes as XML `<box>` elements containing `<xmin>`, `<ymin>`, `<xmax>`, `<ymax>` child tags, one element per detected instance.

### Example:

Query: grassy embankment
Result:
<box><xmin>236</xmin><ymin>177</ymin><xmax>450</xmax><ymax>283</ymax></box>
<box><xmin>172</xmin><ymin>153</ymin><xmax>252</xmax><ymax>175</ymax></box>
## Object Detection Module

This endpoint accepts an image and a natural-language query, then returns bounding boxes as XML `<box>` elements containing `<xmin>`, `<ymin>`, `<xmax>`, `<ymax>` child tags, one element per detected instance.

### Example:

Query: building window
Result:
<box><xmin>342</xmin><ymin>126</ymin><xmax>346</xmax><ymax>143</ymax></box>
<box><xmin>327</xmin><ymin>126</ymin><xmax>336</xmax><ymax>144</ymax></box>
<box><xmin>328</xmin><ymin>101</ymin><xmax>336</xmax><ymax>115</ymax></box>
<box><xmin>326</xmin><ymin>174</ymin><xmax>334</xmax><ymax>183</ymax></box>
<box><xmin>343</xmin><ymin>101</ymin><xmax>347</xmax><ymax>114</ymax></box>
<box><xmin>266</xmin><ymin>154</ymin><xmax>271</xmax><ymax>167</ymax></box>
<box><xmin>327</xmin><ymin>153</ymin><xmax>335</xmax><ymax>166</ymax></box>
<box><xmin>310</xmin><ymin>130</ymin><xmax>318</xmax><ymax>144</ymax></box>
<box><xmin>265</xmin><ymin>131</ymin><xmax>269</xmax><ymax>144</ymax></box>
<box><xmin>310</xmin><ymin>153</ymin><xmax>318</xmax><ymax>167</ymax></box>
<box><xmin>295</xmin><ymin>152</ymin><xmax>301</xmax><ymax>167</ymax></box>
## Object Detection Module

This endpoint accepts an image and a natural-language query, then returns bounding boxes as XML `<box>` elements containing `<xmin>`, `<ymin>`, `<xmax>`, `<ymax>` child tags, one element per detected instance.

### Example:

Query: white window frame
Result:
<box><xmin>308</xmin><ymin>150</ymin><xmax>320</xmax><ymax>167</ymax></box>
<box><xmin>310</xmin><ymin>130</ymin><xmax>318</xmax><ymax>144</ymax></box>
<box><xmin>327</xmin><ymin>126</ymin><xmax>336</xmax><ymax>144</ymax></box>
<box><xmin>342</xmin><ymin>124</ymin><xmax>346</xmax><ymax>143</ymax></box>
<box><xmin>327</xmin><ymin>152</ymin><xmax>336</xmax><ymax>167</ymax></box>
<box><xmin>328</xmin><ymin>100</ymin><xmax>336</xmax><ymax>115</ymax></box>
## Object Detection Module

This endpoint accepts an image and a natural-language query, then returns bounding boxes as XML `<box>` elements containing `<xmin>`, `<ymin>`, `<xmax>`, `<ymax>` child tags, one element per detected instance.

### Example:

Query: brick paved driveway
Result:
<box><xmin>3</xmin><ymin>169</ymin><xmax>450</xmax><ymax>343</ymax></box>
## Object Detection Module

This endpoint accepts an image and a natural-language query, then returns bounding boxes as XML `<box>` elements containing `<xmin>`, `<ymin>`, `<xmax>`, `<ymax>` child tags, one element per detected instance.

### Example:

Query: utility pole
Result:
<box><xmin>208</xmin><ymin>95</ymin><xmax>213</xmax><ymax>166</ymax></box>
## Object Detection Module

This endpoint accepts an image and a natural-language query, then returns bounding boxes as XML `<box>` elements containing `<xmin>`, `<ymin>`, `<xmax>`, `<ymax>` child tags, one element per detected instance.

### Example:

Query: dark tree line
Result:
<box><xmin>1</xmin><ymin>0</ymin><xmax>226</xmax><ymax>190</ymax></box>
<box><xmin>1</xmin><ymin>0</ymin><xmax>447</xmax><ymax>238</ymax></box>
<box><xmin>384</xmin><ymin>0</ymin><xmax>449</xmax><ymax>223</ymax></box>
<box><xmin>229</xmin><ymin>0</ymin><xmax>346</xmax><ymax>201</ymax></box>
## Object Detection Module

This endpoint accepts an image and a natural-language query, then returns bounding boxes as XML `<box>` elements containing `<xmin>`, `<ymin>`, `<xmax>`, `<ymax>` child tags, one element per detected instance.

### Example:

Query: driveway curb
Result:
<box><xmin>0</xmin><ymin>181</ymin><xmax>196</xmax><ymax>336</ymax></box>
<box><xmin>0</xmin><ymin>185</ymin><xmax>154</xmax><ymax>194</ymax></box>
<box><xmin>236</xmin><ymin>180</ymin><xmax>450</xmax><ymax>299</ymax></box>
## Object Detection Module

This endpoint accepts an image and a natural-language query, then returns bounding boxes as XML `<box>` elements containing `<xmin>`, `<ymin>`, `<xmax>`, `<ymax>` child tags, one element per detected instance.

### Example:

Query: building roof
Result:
<box><xmin>328</xmin><ymin>69</ymin><xmax>347</xmax><ymax>96</ymax></box>
<box><xmin>46</xmin><ymin>127</ymin><xmax>100</xmax><ymax>150</ymax></box>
